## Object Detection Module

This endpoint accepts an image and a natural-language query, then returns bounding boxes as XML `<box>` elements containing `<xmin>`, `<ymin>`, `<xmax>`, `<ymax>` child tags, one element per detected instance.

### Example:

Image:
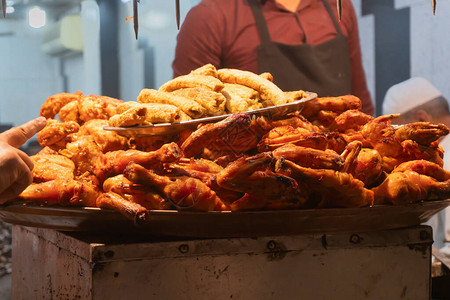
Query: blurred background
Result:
<box><xmin>0</xmin><ymin>0</ymin><xmax>449</xmax><ymax>138</ymax></box>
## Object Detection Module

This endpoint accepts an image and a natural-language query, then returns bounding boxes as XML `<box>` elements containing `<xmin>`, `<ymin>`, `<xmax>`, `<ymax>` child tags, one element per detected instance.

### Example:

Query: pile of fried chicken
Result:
<box><xmin>15</xmin><ymin>80</ymin><xmax>450</xmax><ymax>223</ymax></box>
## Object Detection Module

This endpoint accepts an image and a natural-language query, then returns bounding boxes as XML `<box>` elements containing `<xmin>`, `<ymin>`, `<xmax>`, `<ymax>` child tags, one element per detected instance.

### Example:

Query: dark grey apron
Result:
<box><xmin>249</xmin><ymin>0</ymin><xmax>352</xmax><ymax>96</ymax></box>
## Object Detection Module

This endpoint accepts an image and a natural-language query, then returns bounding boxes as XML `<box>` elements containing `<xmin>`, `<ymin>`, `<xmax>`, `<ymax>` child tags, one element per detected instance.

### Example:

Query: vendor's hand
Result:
<box><xmin>0</xmin><ymin>117</ymin><xmax>47</xmax><ymax>204</ymax></box>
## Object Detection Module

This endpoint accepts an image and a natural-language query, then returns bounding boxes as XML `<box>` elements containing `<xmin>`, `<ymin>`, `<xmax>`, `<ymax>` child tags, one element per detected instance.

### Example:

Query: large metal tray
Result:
<box><xmin>0</xmin><ymin>199</ymin><xmax>448</xmax><ymax>238</ymax></box>
<box><xmin>104</xmin><ymin>92</ymin><xmax>317</xmax><ymax>137</ymax></box>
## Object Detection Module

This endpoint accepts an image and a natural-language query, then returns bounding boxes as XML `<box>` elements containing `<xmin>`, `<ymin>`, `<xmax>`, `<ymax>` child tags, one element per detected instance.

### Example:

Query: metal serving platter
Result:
<box><xmin>0</xmin><ymin>199</ymin><xmax>448</xmax><ymax>238</ymax></box>
<box><xmin>104</xmin><ymin>92</ymin><xmax>317</xmax><ymax>137</ymax></box>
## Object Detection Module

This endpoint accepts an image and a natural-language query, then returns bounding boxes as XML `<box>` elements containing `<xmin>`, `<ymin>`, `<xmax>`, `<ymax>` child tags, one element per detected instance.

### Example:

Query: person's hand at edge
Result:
<box><xmin>0</xmin><ymin>117</ymin><xmax>47</xmax><ymax>204</ymax></box>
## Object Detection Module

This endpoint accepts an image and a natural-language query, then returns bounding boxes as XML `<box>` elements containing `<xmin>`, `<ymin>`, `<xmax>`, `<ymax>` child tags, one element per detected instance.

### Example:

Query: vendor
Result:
<box><xmin>383</xmin><ymin>77</ymin><xmax>450</xmax><ymax>251</ymax></box>
<box><xmin>172</xmin><ymin>0</ymin><xmax>374</xmax><ymax>115</ymax></box>
<box><xmin>0</xmin><ymin>117</ymin><xmax>46</xmax><ymax>204</ymax></box>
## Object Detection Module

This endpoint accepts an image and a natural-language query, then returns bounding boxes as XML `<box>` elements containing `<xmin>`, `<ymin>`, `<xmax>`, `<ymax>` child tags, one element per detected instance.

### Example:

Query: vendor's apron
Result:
<box><xmin>249</xmin><ymin>0</ymin><xmax>352</xmax><ymax>95</ymax></box>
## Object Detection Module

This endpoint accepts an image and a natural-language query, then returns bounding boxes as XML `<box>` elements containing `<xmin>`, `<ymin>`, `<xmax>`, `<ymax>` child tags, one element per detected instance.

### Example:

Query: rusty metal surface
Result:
<box><xmin>12</xmin><ymin>225</ymin><xmax>432</xmax><ymax>299</ymax></box>
<box><xmin>103</xmin><ymin>92</ymin><xmax>318</xmax><ymax>137</ymax></box>
<box><xmin>0</xmin><ymin>199</ymin><xmax>449</xmax><ymax>238</ymax></box>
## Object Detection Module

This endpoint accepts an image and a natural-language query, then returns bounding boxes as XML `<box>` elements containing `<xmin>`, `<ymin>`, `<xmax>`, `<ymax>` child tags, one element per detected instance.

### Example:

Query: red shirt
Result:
<box><xmin>173</xmin><ymin>0</ymin><xmax>374</xmax><ymax>115</ymax></box>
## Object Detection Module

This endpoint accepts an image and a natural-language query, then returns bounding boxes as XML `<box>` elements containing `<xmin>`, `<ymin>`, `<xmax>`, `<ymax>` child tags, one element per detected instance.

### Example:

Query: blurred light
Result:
<box><xmin>28</xmin><ymin>7</ymin><xmax>46</xmax><ymax>29</ymax></box>
<box><xmin>121</xmin><ymin>0</ymin><xmax>131</xmax><ymax>3</ymax></box>
<box><xmin>6</xmin><ymin>0</ymin><xmax>14</xmax><ymax>5</ymax></box>
<box><xmin>6</xmin><ymin>6</ymin><xmax>14</xmax><ymax>14</ymax></box>
<box><xmin>143</xmin><ymin>11</ymin><xmax>171</xmax><ymax>30</ymax></box>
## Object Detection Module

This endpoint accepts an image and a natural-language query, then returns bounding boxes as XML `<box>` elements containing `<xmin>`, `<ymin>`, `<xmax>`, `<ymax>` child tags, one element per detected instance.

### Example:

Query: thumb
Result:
<box><xmin>0</xmin><ymin>117</ymin><xmax>47</xmax><ymax>148</ymax></box>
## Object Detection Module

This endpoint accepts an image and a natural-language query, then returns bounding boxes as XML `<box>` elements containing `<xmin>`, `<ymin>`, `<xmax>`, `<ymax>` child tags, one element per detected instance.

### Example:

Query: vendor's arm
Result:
<box><xmin>345</xmin><ymin>0</ymin><xmax>374</xmax><ymax>116</ymax></box>
<box><xmin>0</xmin><ymin>117</ymin><xmax>47</xmax><ymax>203</ymax></box>
<box><xmin>172</xmin><ymin>1</ymin><xmax>225</xmax><ymax>77</ymax></box>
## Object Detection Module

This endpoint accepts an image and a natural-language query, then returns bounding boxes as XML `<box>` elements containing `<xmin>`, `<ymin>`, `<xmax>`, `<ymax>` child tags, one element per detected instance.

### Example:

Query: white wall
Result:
<box><xmin>0</xmin><ymin>19</ymin><xmax>62</xmax><ymax>127</ymax></box>
<box><xmin>354</xmin><ymin>0</ymin><xmax>450</xmax><ymax>108</ymax></box>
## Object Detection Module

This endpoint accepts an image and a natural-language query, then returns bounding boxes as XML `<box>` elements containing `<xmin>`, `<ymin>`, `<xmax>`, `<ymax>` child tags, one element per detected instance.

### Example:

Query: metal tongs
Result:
<box><xmin>2</xmin><ymin>0</ymin><xmax>6</xmax><ymax>18</ymax></box>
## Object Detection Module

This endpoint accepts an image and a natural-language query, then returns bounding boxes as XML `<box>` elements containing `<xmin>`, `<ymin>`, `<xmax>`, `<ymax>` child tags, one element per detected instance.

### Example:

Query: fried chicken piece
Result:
<box><xmin>181</xmin><ymin>113</ymin><xmax>259</xmax><ymax>157</ymax></box>
<box><xmin>394</xmin><ymin>122</ymin><xmax>449</xmax><ymax>145</ymax></box>
<box><xmin>31</xmin><ymin>154</ymin><xmax>75</xmax><ymax>182</ymax></box>
<box><xmin>18</xmin><ymin>179</ymin><xmax>100</xmax><ymax>207</ymax></box>
<box><xmin>275</xmin><ymin>158</ymin><xmax>374</xmax><ymax>208</ymax></box>
<box><xmin>221</xmin><ymin>83</ymin><xmax>262</xmax><ymax>113</ymax></box>
<box><xmin>254</xmin><ymin>112</ymin><xmax>322</xmax><ymax>133</ymax></box>
<box><xmin>301</xmin><ymin>95</ymin><xmax>362</xmax><ymax>121</ymax></box>
<box><xmin>340</xmin><ymin>141</ymin><xmax>363</xmax><ymax>173</ymax></box>
<box><xmin>199</xmin><ymin>148</ymin><xmax>245</xmax><ymax>167</ymax></box>
<box><xmin>361</xmin><ymin>114</ymin><xmax>399</xmax><ymax>146</ymax></box>
<box><xmin>128</xmin><ymin>135</ymin><xmax>174</xmax><ymax>152</ymax></box>
<box><xmin>392</xmin><ymin>160</ymin><xmax>450</xmax><ymax>181</ymax></box>
<box><xmin>96</xmin><ymin>192</ymin><xmax>149</xmax><ymax>223</ymax></box>
<box><xmin>124</xmin><ymin>163</ymin><xmax>225</xmax><ymax>211</ymax></box>
<box><xmin>216</xmin><ymin>153</ymin><xmax>306</xmax><ymax>210</ymax></box>
<box><xmin>40</xmin><ymin>91</ymin><xmax>82</xmax><ymax>119</ymax></box>
<box><xmin>159</xmin><ymin>74</ymin><xmax>224</xmax><ymax>93</ymax></box>
<box><xmin>37</xmin><ymin>119</ymin><xmax>80</xmax><ymax>150</ymax></box>
<box><xmin>165</xmin><ymin>158</ymin><xmax>242</xmax><ymax>206</ymax></box>
<box><xmin>78</xmin><ymin>95</ymin><xmax>123</xmax><ymax>122</ymax></box>
<box><xmin>58</xmin><ymin>100</ymin><xmax>81</xmax><ymax>123</ymax></box>
<box><xmin>372</xmin><ymin>170</ymin><xmax>450</xmax><ymax>205</ymax></box>
<box><xmin>341</xmin><ymin>142</ymin><xmax>383</xmax><ymax>187</ymax></box>
<box><xmin>258</xmin><ymin>126</ymin><xmax>328</xmax><ymax>152</ymax></box>
<box><xmin>60</xmin><ymin>135</ymin><xmax>104</xmax><ymax>176</ymax></box>
<box><xmin>35</xmin><ymin>146</ymin><xmax>58</xmax><ymax>156</ymax></box>
<box><xmin>314</xmin><ymin>110</ymin><xmax>340</xmax><ymax>128</ymax></box>
<box><xmin>78</xmin><ymin>119</ymin><xmax>128</xmax><ymax>153</ymax></box>
<box><xmin>103</xmin><ymin>175</ymin><xmax>171</xmax><ymax>210</ymax></box>
<box><xmin>341</xmin><ymin>131</ymin><xmax>372</xmax><ymax>148</ymax></box>
<box><xmin>93</xmin><ymin>142</ymin><xmax>181</xmax><ymax>183</ymax></box>
<box><xmin>272</xmin><ymin>144</ymin><xmax>344</xmax><ymax>170</ymax></box>
<box><xmin>328</xmin><ymin>109</ymin><xmax>374</xmax><ymax>133</ymax></box>
<box><xmin>171</xmin><ymin>87</ymin><xmax>226</xmax><ymax>116</ymax></box>
<box><xmin>138</xmin><ymin>89</ymin><xmax>207</xmax><ymax>119</ymax></box>
<box><xmin>217</xmin><ymin>68</ymin><xmax>287</xmax><ymax>106</ymax></box>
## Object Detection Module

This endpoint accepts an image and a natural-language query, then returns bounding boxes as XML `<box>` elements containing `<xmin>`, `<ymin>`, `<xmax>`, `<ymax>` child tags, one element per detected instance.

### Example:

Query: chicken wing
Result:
<box><xmin>19</xmin><ymin>179</ymin><xmax>100</xmax><ymax>207</ymax></box>
<box><xmin>124</xmin><ymin>163</ymin><xmax>225</xmax><ymax>211</ymax></box>
<box><xmin>301</xmin><ymin>95</ymin><xmax>362</xmax><ymax>121</ymax></box>
<box><xmin>78</xmin><ymin>119</ymin><xmax>128</xmax><ymax>153</ymax></box>
<box><xmin>272</xmin><ymin>144</ymin><xmax>344</xmax><ymax>170</ymax></box>
<box><xmin>258</xmin><ymin>126</ymin><xmax>328</xmax><ymax>152</ymax></box>
<box><xmin>103</xmin><ymin>175</ymin><xmax>171</xmax><ymax>210</ymax></box>
<box><xmin>96</xmin><ymin>192</ymin><xmax>149</xmax><ymax>223</ymax></box>
<box><xmin>372</xmin><ymin>170</ymin><xmax>450</xmax><ymax>205</ymax></box>
<box><xmin>40</xmin><ymin>91</ymin><xmax>82</xmax><ymax>119</ymax></box>
<box><xmin>275</xmin><ymin>158</ymin><xmax>373</xmax><ymax>208</ymax></box>
<box><xmin>31</xmin><ymin>154</ymin><xmax>75</xmax><ymax>182</ymax></box>
<box><xmin>93</xmin><ymin>142</ymin><xmax>181</xmax><ymax>183</ymax></box>
<box><xmin>37</xmin><ymin>119</ymin><xmax>80</xmax><ymax>150</ymax></box>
